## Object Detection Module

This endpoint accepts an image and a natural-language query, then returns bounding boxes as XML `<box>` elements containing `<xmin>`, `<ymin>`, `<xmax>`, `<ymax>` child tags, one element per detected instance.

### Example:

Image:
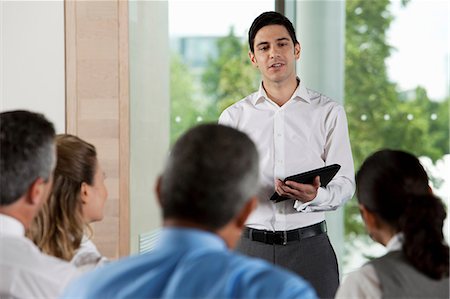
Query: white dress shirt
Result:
<box><xmin>71</xmin><ymin>235</ymin><xmax>108</xmax><ymax>272</ymax></box>
<box><xmin>219</xmin><ymin>80</ymin><xmax>355</xmax><ymax>231</ymax></box>
<box><xmin>335</xmin><ymin>234</ymin><xmax>403</xmax><ymax>299</ymax></box>
<box><xmin>0</xmin><ymin>214</ymin><xmax>80</xmax><ymax>299</ymax></box>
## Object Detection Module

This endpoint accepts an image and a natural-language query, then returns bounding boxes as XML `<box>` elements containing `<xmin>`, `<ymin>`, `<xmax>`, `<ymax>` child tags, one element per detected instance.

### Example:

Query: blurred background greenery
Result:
<box><xmin>169</xmin><ymin>0</ymin><xmax>449</xmax><ymax>270</ymax></box>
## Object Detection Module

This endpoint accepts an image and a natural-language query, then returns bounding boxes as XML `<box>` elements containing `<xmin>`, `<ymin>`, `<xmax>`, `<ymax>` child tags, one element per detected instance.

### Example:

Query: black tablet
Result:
<box><xmin>269</xmin><ymin>164</ymin><xmax>341</xmax><ymax>203</ymax></box>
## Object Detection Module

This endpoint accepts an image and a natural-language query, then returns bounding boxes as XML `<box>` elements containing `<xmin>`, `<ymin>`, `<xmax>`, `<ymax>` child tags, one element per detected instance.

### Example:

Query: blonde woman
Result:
<box><xmin>28</xmin><ymin>134</ymin><xmax>108</xmax><ymax>271</ymax></box>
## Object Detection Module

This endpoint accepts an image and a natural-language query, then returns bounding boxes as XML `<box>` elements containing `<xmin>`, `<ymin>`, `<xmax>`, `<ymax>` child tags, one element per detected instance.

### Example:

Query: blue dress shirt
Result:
<box><xmin>61</xmin><ymin>228</ymin><xmax>316</xmax><ymax>299</ymax></box>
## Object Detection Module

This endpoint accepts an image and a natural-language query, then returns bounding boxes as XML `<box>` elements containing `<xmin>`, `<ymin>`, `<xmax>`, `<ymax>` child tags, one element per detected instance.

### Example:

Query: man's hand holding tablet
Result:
<box><xmin>271</xmin><ymin>164</ymin><xmax>341</xmax><ymax>203</ymax></box>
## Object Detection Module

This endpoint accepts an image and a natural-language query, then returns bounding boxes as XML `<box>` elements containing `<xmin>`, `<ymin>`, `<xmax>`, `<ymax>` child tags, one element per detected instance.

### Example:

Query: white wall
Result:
<box><xmin>0</xmin><ymin>0</ymin><xmax>65</xmax><ymax>133</ymax></box>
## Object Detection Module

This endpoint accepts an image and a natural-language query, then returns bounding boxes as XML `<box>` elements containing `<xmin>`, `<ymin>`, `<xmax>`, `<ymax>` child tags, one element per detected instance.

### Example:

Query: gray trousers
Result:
<box><xmin>236</xmin><ymin>232</ymin><xmax>339</xmax><ymax>299</ymax></box>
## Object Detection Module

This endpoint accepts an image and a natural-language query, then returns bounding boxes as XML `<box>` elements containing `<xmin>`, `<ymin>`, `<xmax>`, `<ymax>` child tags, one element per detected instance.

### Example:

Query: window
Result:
<box><xmin>169</xmin><ymin>0</ymin><xmax>274</xmax><ymax>143</ymax></box>
<box><xmin>344</xmin><ymin>0</ymin><xmax>449</xmax><ymax>272</ymax></box>
<box><xmin>167</xmin><ymin>0</ymin><xmax>449</xmax><ymax>276</ymax></box>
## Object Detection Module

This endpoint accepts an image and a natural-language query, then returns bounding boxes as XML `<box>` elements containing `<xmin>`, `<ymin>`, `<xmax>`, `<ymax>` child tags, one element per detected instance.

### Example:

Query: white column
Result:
<box><xmin>129</xmin><ymin>0</ymin><xmax>170</xmax><ymax>253</ymax></box>
<box><xmin>295</xmin><ymin>0</ymin><xmax>347</xmax><ymax>275</ymax></box>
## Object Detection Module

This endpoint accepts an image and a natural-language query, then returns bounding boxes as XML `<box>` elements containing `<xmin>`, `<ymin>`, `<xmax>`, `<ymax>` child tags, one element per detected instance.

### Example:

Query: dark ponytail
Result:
<box><xmin>356</xmin><ymin>149</ymin><xmax>449</xmax><ymax>279</ymax></box>
<box><xmin>399</xmin><ymin>194</ymin><xmax>449</xmax><ymax>279</ymax></box>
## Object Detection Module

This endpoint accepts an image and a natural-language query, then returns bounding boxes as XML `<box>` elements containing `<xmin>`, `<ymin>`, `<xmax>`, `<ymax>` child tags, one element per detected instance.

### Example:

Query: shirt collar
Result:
<box><xmin>158</xmin><ymin>227</ymin><xmax>227</xmax><ymax>252</ymax></box>
<box><xmin>0</xmin><ymin>214</ymin><xmax>25</xmax><ymax>236</ymax></box>
<box><xmin>252</xmin><ymin>77</ymin><xmax>312</xmax><ymax>106</ymax></box>
<box><xmin>386</xmin><ymin>233</ymin><xmax>403</xmax><ymax>252</ymax></box>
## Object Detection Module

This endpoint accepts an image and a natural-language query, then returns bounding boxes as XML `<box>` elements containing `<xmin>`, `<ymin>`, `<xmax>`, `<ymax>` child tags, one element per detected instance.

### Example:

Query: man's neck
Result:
<box><xmin>262</xmin><ymin>77</ymin><xmax>299</xmax><ymax>107</ymax></box>
<box><xmin>163</xmin><ymin>218</ymin><xmax>235</xmax><ymax>249</ymax></box>
<box><xmin>163</xmin><ymin>219</ymin><xmax>215</xmax><ymax>233</ymax></box>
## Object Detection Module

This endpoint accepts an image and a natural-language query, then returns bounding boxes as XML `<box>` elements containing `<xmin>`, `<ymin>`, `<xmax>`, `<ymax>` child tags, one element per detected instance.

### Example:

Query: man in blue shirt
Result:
<box><xmin>62</xmin><ymin>124</ymin><xmax>316</xmax><ymax>299</ymax></box>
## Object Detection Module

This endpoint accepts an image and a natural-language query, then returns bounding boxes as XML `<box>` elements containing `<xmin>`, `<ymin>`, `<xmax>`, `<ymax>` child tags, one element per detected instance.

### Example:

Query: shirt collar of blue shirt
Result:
<box><xmin>252</xmin><ymin>77</ymin><xmax>311</xmax><ymax>106</ymax></box>
<box><xmin>156</xmin><ymin>227</ymin><xmax>227</xmax><ymax>252</ymax></box>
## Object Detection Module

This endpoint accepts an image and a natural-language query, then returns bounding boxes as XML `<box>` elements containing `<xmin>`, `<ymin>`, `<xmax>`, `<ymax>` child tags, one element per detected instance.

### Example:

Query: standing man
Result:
<box><xmin>0</xmin><ymin>110</ymin><xmax>80</xmax><ymax>298</ymax></box>
<box><xmin>219</xmin><ymin>11</ymin><xmax>355</xmax><ymax>298</ymax></box>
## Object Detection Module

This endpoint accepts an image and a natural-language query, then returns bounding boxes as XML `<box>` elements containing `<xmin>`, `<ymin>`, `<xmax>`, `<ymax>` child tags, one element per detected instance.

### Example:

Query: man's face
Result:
<box><xmin>249</xmin><ymin>24</ymin><xmax>300</xmax><ymax>85</ymax></box>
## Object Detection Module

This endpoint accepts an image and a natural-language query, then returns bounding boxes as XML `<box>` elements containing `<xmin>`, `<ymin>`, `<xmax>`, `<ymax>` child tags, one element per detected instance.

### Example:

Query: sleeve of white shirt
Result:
<box><xmin>218</xmin><ymin>109</ymin><xmax>235</xmax><ymax>127</ymax></box>
<box><xmin>294</xmin><ymin>105</ymin><xmax>355</xmax><ymax>212</ymax></box>
<box><xmin>335</xmin><ymin>264</ymin><xmax>382</xmax><ymax>299</ymax></box>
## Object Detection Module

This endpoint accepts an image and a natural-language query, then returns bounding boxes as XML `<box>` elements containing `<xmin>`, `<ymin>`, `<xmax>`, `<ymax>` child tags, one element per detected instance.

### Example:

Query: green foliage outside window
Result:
<box><xmin>170</xmin><ymin>0</ymin><xmax>449</xmax><ymax>250</ymax></box>
<box><xmin>170</xmin><ymin>28</ymin><xmax>259</xmax><ymax>144</ymax></box>
<box><xmin>202</xmin><ymin>28</ymin><xmax>260</xmax><ymax>113</ymax></box>
<box><xmin>344</xmin><ymin>0</ymin><xmax>449</xmax><ymax>244</ymax></box>
<box><xmin>170</xmin><ymin>53</ymin><xmax>199</xmax><ymax>144</ymax></box>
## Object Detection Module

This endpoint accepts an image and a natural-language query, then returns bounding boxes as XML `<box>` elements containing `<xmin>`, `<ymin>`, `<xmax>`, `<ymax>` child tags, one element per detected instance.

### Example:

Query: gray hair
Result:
<box><xmin>160</xmin><ymin>124</ymin><xmax>259</xmax><ymax>230</ymax></box>
<box><xmin>1</xmin><ymin>110</ymin><xmax>55</xmax><ymax>206</ymax></box>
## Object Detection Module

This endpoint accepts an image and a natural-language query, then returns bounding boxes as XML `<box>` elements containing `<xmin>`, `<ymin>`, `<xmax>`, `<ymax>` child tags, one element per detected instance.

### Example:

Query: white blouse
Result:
<box><xmin>335</xmin><ymin>234</ymin><xmax>403</xmax><ymax>298</ymax></box>
<box><xmin>71</xmin><ymin>235</ymin><xmax>108</xmax><ymax>272</ymax></box>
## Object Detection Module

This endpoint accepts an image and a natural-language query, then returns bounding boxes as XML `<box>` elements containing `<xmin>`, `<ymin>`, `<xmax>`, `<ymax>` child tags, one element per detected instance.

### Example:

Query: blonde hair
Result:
<box><xmin>28</xmin><ymin>134</ymin><xmax>97</xmax><ymax>261</ymax></box>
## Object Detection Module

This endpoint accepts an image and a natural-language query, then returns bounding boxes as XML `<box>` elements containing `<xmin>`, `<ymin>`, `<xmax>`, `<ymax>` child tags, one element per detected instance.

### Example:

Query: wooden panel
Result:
<box><xmin>65</xmin><ymin>0</ymin><xmax>78</xmax><ymax>134</ymax></box>
<box><xmin>79</xmin><ymin>98</ymin><xmax>119</xmax><ymax>119</ymax></box>
<box><xmin>90</xmin><ymin>217</ymin><xmax>119</xmax><ymax>258</ymax></box>
<box><xmin>77</xmin><ymin>61</ymin><xmax>119</xmax><ymax>99</ymax></box>
<box><xmin>118</xmin><ymin>0</ymin><xmax>130</xmax><ymax>257</ymax></box>
<box><xmin>65</xmin><ymin>0</ymin><xmax>129</xmax><ymax>258</ymax></box>
<box><xmin>78</xmin><ymin>120</ymin><xmax>119</xmax><ymax>138</ymax></box>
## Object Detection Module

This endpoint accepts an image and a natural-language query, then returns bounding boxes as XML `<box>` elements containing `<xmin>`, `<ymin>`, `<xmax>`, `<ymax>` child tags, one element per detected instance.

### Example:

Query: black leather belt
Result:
<box><xmin>242</xmin><ymin>221</ymin><xmax>327</xmax><ymax>245</ymax></box>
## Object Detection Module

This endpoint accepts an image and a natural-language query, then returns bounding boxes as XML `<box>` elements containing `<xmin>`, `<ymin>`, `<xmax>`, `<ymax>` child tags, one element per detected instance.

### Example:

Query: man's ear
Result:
<box><xmin>26</xmin><ymin>177</ymin><xmax>47</xmax><ymax>206</ymax></box>
<box><xmin>248</xmin><ymin>51</ymin><xmax>258</xmax><ymax>67</ymax></box>
<box><xmin>155</xmin><ymin>175</ymin><xmax>163</xmax><ymax>207</ymax></box>
<box><xmin>294</xmin><ymin>42</ymin><xmax>301</xmax><ymax>60</ymax></box>
<box><xmin>236</xmin><ymin>196</ymin><xmax>258</xmax><ymax>229</ymax></box>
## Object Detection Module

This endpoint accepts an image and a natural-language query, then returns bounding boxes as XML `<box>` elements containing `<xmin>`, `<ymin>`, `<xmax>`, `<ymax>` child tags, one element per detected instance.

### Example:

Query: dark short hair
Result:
<box><xmin>160</xmin><ymin>124</ymin><xmax>259</xmax><ymax>230</ymax></box>
<box><xmin>0</xmin><ymin>110</ymin><xmax>55</xmax><ymax>206</ymax></box>
<box><xmin>248</xmin><ymin>11</ymin><xmax>299</xmax><ymax>53</ymax></box>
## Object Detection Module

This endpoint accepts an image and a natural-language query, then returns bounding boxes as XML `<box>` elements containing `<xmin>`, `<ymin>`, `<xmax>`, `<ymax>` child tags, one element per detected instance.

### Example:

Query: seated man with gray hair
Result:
<box><xmin>62</xmin><ymin>124</ymin><xmax>316</xmax><ymax>299</ymax></box>
<box><xmin>0</xmin><ymin>110</ymin><xmax>79</xmax><ymax>299</ymax></box>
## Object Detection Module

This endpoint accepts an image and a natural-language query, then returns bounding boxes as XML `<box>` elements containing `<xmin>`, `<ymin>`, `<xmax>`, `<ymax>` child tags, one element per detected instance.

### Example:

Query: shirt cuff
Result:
<box><xmin>293</xmin><ymin>187</ymin><xmax>329</xmax><ymax>212</ymax></box>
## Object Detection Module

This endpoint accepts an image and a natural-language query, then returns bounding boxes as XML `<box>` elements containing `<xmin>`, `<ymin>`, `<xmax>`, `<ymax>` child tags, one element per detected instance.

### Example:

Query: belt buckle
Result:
<box><xmin>282</xmin><ymin>230</ymin><xmax>287</xmax><ymax>245</ymax></box>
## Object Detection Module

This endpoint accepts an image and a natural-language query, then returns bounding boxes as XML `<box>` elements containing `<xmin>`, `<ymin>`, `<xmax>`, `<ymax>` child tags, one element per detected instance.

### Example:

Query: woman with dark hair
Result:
<box><xmin>336</xmin><ymin>149</ymin><xmax>449</xmax><ymax>298</ymax></box>
<box><xmin>28</xmin><ymin>134</ymin><xmax>108</xmax><ymax>271</ymax></box>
